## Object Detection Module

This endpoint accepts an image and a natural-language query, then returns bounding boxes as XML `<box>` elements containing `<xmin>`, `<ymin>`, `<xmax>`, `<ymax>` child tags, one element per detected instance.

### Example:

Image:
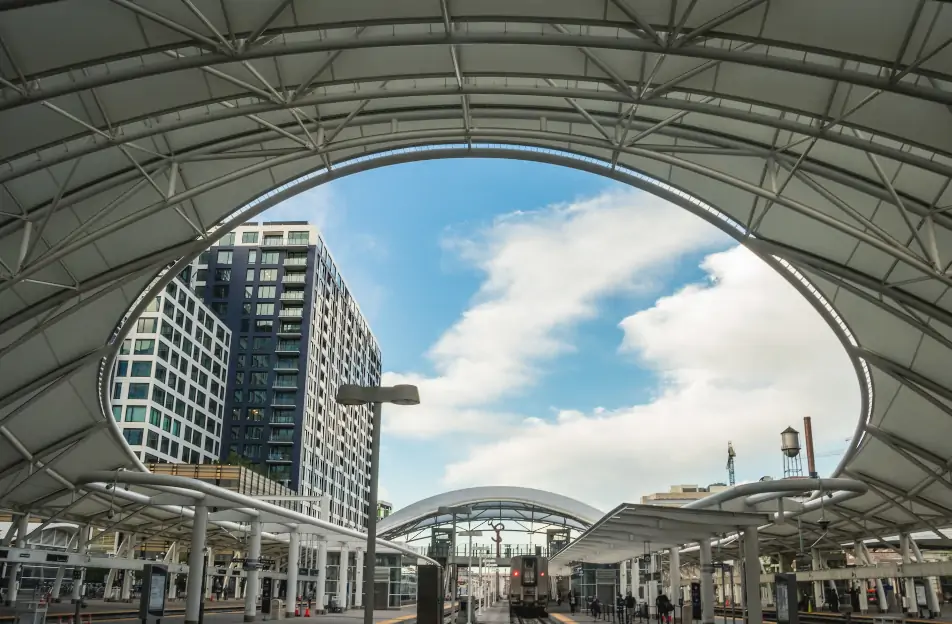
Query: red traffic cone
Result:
<box><xmin>295</xmin><ymin>603</ymin><xmax>300</xmax><ymax>617</ymax></box>
<box><xmin>304</xmin><ymin>606</ymin><xmax>311</xmax><ymax>617</ymax></box>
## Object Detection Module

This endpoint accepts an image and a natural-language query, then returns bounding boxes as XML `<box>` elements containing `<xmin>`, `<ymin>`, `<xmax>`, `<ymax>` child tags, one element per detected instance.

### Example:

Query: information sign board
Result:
<box><xmin>139</xmin><ymin>564</ymin><xmax>168</xmax><ymax>620</ymax></box>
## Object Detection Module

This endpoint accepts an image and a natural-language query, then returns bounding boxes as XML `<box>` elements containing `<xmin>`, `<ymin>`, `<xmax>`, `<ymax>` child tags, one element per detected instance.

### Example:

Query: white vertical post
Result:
<box><xmin>478</xmin><ymin>557</ymin><xmax>483</xmax><ymax>611</ymax></box>
<box><xmin>121</xmin><ymin>533</ymin><xmax>138</xmax><ymax>601</ymax></box>
<box><xmin>854</xmin><ymin>542</ymin><xmax>869</xmax><ymax>614</ymax></box>
<box><xmin>185</xmin><ymin>505</ymin><xmax>208</xmax><ymax>624</ymax></box>
<box><xmin>900</xmin><ymin>534</ymin><xmax>917</xmax><ymax>615</ymax></box>
<box><xmin>631</xmin><ymin>558</ymin><xmax>641</xmax><ymax>603</ymax></box>
<box><xmin>699</xmin><ymin>540</ymin><xmax>715</xmax><ymax>624</ymax></box>
<box><xmin>245</xmin><ymin>521</ymin><xmax>262</xmax><ymax>622</ymax></box>
<box><xmin>670</xmin><ymin>548</ymin><xmax>681</xmax><ymax>607</ymax></box>
<box><xmin>910</xmin><ymin>537</ymin><xmax>940</xmax><ymax>617</ymax></box>
<box><xmin>51</xmin><ymin>565</ymin><xmax>66</xmax><ymax>600</ymax></box>
<box><xmin>5</xmin><ymin>513</ymin><xmax>29</xmax><ymax>605</ymax></box>
<box><xmin>354</xmin><ymin>548</ymin><xmax>364</xmax><ymax>609</ymax></box>
<box><xmin>286</xmin><ymin>528</ymin><xmax>300</xmax><ymax>618</ymax></box>
<box><xmin>811</xmin><ymin>548</ymin><xmax>824</xmax><ymax>611</ymax></box>
<box><xmin>168</xmin><ymin>543</ymin><xmax>178</xmax><ymax>600</ymax></box>
<box><xmin>743</xmin><ymin>529</ymin><xmax>762</xmax><ymax>624</ymax></box>
<box><xmin>620</xmin><ymin>560</ymin><xmax>628</xmax><ymax>600</ymax></box>
<box><xmin>338</xmin><ymin>544</ymin><xmax>351</xmax><ymax>609</ymax></box>
<box><xmin>204</xmin><ymin>547</ymin><xmax>215</xmax><ymax>599</ymax></box>
<box><xmin>316</xmin><ymin>540</ymin><xmax>328</xmax><ymax>612</ymax></box>
<box><xmin>861</xmin><ymin>543</ymin><xmax>887</xmax><ymax>612</ymax></box>
<box><xmin>467</xmin><ymin>534</ymin><xmax>473</xmax><ymax>624</ymax></box>
<box><xmin>72</xmin><ymin>524</ymin><xmax>90</xmax><ymax>603</ymax></box>
<box><xmin>648</xmin><ymin>553</ymin><xmax>659</xmax><ymax>618</ymax></box>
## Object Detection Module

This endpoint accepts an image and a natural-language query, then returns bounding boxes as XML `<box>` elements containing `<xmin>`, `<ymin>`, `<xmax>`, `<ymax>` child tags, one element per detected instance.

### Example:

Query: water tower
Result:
<box><xmin>781</xmin><ymin>426</ymin><xmax>804</xmax><ymax>478</ymax></box>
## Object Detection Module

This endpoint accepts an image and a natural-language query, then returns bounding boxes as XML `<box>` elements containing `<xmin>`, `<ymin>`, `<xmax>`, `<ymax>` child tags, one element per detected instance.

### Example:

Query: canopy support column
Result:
<box><xmin>700</xmin><ymin>539</ymin><xmax>714</xmax><ymax>624</ymax></box>
<box><xmin>743</xmin><ymin>528</ymin><xmax>761</xmax><ymax>624</ymax></box>
<box><xmin>286</xmin><ymin>528</ymin><xmax>300</xmax><ymax>619</ymax></box>
<box><xmin>185</xmin><ymin>505</ymin><xmax>207</xmax><ymax>624</ymax></box>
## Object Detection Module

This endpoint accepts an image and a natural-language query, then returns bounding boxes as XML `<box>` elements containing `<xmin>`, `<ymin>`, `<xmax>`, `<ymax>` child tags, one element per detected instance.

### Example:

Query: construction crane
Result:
<box><xmin>726</xmin><ymin>441</ymin><xmax>736</xmax><ymax>486</ymax></box>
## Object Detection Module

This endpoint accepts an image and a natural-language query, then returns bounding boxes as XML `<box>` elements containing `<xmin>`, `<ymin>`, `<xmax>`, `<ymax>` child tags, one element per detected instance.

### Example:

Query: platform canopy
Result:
<box><xmin>2</xmin><ymin>0</ymin><xmax>952</xmax><ymax>554</ymax></box>
<box><xmin>376</xmin><ymin>486</ymin><xmax>604</xmax><ymax>539</ymax></box>
<box><xmin>550</xmin><ymin>503</ymin><xmax>770</xmax><ymax>565</ymax></box>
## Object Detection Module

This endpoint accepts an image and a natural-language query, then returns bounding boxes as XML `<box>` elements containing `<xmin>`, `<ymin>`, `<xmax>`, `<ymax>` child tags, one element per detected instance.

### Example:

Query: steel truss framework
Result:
<box><xmin>1</xmin><ymin>0</ymin><xmax>952</xmax><ymax>554</ymax></box>
<box><xmin>374</xmin><ymin>486</ymin><xmax>604</xmax><ymax>541</ymax></box>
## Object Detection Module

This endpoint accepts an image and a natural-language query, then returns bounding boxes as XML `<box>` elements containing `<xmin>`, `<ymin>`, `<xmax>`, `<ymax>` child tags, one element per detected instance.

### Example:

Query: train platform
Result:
<box><xmin>0</xmin><ymin>599</ymin><xmax>455</xmax><ymax>623</ymax></box>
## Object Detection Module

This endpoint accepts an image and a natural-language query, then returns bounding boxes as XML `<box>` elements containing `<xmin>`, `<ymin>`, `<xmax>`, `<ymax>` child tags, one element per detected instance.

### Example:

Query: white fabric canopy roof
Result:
<box><xmin>550</xmin><ymin>503</ymin><xmax>769</xmax><ymax>565</ymax></box>
<box><xmin>1</xmin><ymin>0</ymin><xmax>952</xmax><ymax>554</ymax></box>
<box><xmin>376</xmin><ymin>486</ymin><xmax>604</xmax><ymax>539</ymax></box>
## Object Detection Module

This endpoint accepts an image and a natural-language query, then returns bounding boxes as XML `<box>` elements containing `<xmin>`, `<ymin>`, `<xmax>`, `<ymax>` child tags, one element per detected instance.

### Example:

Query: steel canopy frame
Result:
<box><xmin>1</xmin><ymin>0</ymin><xmax>952</xmax><ymax>555</ymax></box>
<box><xmin>373</xmin><ymin>486</ymin><xmax>605</xmax><ymax>540</ymax></box>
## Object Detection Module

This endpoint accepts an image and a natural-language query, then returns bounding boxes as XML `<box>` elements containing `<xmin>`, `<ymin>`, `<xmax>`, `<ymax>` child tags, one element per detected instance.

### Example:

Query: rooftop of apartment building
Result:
<box><xmin>640</xmin><ymin>483</ymin><xmax>731</xmax><ymax>506</ymax></box>
<box><xmin>202</xmin><ymin>220</ymin><xmax>379</xmax><ymax>352</ymax></box>
<box><xmin>147</xmin><ymin>462</ymin><xmax>313</xmax><ymax>515</ymax></box>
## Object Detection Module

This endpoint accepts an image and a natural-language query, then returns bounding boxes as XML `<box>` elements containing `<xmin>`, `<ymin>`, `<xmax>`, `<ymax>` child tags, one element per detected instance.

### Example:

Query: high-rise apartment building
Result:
<box><xmin>110</xmin><ymin>272</ymin><xmax>231</xmax><ymax>464</ymax></box>
<box><xmin>196</xmin><ymin>221</ymin><xmax>382</xmax><ymax>528</ymax></box>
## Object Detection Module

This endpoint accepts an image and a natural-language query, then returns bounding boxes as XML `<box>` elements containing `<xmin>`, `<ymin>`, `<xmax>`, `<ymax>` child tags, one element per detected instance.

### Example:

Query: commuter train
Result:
<box><xmin>508</xmin><ymin>555</ymin><xmax>550</xmax><ymax>618</ymax></box>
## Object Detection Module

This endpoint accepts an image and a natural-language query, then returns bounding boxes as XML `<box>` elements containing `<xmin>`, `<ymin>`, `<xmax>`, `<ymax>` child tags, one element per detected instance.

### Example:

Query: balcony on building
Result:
<box><xmin>279</xmin><ymin>305</ymin><xmax>304</xmax><ymax>319</ymax></box>
<box><xmin>282</xmin><ymin>273</ymin><xmax>306</xmax><ymax>284</ymax></box>
<box><xmin>272</xmin><ymin>391</ymin><xmax>297</xmax><ymax>408</ymax></box>
<box><xmin>274</xmin><ymin>357</ymin><xmax>300</xmax><ymax>371</ymax></box>
<box><xmin>283</xmin><ymin>253</ymin><xmax>308</xmax><ymax>268</ymax></box>
<box><xmin>280</xmin><ymin>288</ymin><xmax>305</xmax><ymax>302</ymax></box>
<box><xmin>269</xmin><ymin>431</ymin><xmax>295</xmax><ymax>444</ymax></box>
<box><xmin>277</xmin><ymin>320</ymin><xmax>303</xmax><ymax>336</ymax></box>
<box><xmin>270</xmin><ymin>411</ymin><xmax>296</xmax><ymax>426</ymax></box>
<box><xmin>275</xmin><ymin>340</ymin><xmax>300</xmax><ymax>353</ymax></box>
<box><xmin>273</xmin><ymin>374</ymin><xmax>298</xmax><ymax>390</ymax></box>
<box><xmin>266</xmin><ymin>449</ymin><xmax>294</xmax><ymax>462</ymax></box>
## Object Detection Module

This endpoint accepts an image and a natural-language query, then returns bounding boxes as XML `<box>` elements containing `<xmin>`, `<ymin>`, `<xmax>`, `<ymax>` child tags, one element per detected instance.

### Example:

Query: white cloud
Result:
<box><xmin>258</xmin><ymin>186</ymin><xmax>338</xmax><ymax>232</ymax></box>
<box><xmin>381</xmin><ymin>189</ymin><xmax>727</xmax><ymax>437</ymax></box>
<box><xmin>441</xmin><ymin>246</ymin><xmax>861</xmax><ymax>510</ymax></box>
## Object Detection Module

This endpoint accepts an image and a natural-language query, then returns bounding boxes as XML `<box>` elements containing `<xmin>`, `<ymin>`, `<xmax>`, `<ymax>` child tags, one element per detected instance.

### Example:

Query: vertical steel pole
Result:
<box><xmin>185</xmin><ymin>505</ymin><xmax>207</xmax><ymax>624</ymax></box>
<box><xmin>364</xmin><ymin>402</ymin><xmax>384</xmax><ymax>624</ymax></box>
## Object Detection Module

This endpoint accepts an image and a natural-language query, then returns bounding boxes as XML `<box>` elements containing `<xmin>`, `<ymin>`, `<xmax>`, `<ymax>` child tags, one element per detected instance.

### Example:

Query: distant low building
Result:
<box><xmin>378</xmin><ymin>500</ymin><xmax>393</xmax><ymax>520</ymax></box>
<box><xmin>640</xmin><ymin>484</ymin><xmax>730</xmax><ymax>507</ymax></box>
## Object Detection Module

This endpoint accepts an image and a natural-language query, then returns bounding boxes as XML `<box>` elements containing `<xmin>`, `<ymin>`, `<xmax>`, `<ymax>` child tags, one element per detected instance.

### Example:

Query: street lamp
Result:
<box><xmin>335</xmin><ymin>384</ymin><xmax>420</xmax><ymax>624</ymax></box>
<box><xmin>458</xmin><ymin>531</ymin><xmax>482</xmax><ymax>624</ymax></box>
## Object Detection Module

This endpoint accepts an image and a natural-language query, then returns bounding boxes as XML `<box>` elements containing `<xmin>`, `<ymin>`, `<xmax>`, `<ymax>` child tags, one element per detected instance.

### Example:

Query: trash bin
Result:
<box><xmin>271</xmin><ymin>599</ymin><xmax>284</xmax><ymax>619</ymax></box>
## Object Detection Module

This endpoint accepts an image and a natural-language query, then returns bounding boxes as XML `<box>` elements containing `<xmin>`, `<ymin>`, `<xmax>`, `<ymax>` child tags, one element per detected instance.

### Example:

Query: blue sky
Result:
<box><xmin>260</xmin><ymin>158</ymin><xmax>861</xmax><ymax>513</ymax></box>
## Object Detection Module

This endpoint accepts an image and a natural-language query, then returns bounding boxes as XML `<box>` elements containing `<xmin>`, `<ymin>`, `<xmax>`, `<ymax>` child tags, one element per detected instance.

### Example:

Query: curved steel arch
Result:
<box><xmin>375</xmin><ymin>485</ymin><xmax>605</xmax><ymax>540</ymax></box>
<box><xmin>1</xmin><ymin>0</ymin><xmax>952</xmax><ymax>553</ymax></box>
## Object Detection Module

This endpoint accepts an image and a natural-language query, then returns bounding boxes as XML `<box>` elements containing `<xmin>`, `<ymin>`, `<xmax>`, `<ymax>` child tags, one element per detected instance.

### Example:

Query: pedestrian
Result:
<box><xmin>625</xmin><ymin>592</ymin><xmax>636</xmax><ymax>624</ymax></box>
<box><xmin>591</xmin><ymin>596</ymin><xmax>602</xmax><ymax>621</ymax></box>
<box><xmin>829</xmin><ymin>588</ymin><xmax>840</xmax><ymax>613</ymax></box>
<box><xmin>655</xmin><ymin>593</ymin><xmax>672</xmax><ymax>624</ymax></box>
<box><xmin>558</xmin><ymin>591</ymin><xmax>563</xmax><ymax>607</ymax></box>
<box><xmin>570</xmin><ymin>591</ymin><xmax>578</xmax><ymax>614</ymax></box>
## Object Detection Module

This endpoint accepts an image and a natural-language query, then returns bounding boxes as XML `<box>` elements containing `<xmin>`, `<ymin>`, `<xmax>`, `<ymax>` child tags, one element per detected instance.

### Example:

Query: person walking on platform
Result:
<box><xmin>655</xmin><ymin>593</ymin><xmax>673</xmax><ymax>624</ymax></box>
<box><xmin>591</xmin><ymin>596</ymin><xmax>602</xmax><ymax>621</ymax></box>
<box><xmin>569</xmin><ymin>591</ymin><xmax>578</xmax><ymax>614</ymax></box>
<box><xmin>625</xmin><ymin>592</ymin><xmax>636</xmax><ymax>624</ymax></box>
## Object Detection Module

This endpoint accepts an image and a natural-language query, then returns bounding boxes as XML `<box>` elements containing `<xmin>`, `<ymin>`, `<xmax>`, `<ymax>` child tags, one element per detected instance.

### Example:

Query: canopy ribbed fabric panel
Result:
<box><xmin>550</xmin><ymin>504</ymin><xmax>768</xmax><ymax>565</ymax></box>
<box><xmin>375</xmin><ymin>486</ymin><xmax>604</xmax><ymax>539</ymax></box>
<box><xmin>2</xmin><ymin>0</ymin><xmax>952</xmax><ymax>551</ymax></box>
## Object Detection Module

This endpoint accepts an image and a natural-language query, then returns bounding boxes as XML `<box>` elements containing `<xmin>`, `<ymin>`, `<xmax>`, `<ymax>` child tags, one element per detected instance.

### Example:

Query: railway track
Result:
<box><xmin>511</xmin><ymin>616</ymin><xmax>560</xmax><ymax>624</ymax></box>
<box><xmin>0</xmin><ymin>604</ymin><xmax>242</xmax><ymax>623</ymax></box>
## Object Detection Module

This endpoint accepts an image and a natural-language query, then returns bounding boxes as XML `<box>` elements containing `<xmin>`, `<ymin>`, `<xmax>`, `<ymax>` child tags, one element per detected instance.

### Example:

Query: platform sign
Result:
<box><xmin>690</xmin><ymin>582</ymin><xmax>701</xmax><ymax>620</ymax></box>
<box><xmin>774</xmin><ymin>573</ymin><xmax>799</xmax><ymax>624</ymax></box>
<box><xmin>261</xmin><ymin>577</ymin><xmax>273</xmax><ymax>615</ymax></box>
<box><xmin>139</xmin><ymin>564</ymin><xmax>168</xmax><ymax>620</ymax></box>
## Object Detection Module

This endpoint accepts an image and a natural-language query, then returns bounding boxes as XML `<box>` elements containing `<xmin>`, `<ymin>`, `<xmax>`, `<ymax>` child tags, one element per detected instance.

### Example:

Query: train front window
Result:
<box><xmin>523</xmin><ymin>558</ymin><xmax>537</xmax><ymax>585</ymax></box>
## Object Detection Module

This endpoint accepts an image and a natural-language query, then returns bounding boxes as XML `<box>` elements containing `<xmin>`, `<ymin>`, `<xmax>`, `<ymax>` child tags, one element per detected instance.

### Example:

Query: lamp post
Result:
<box><xmin>459</xmin><ymin>531</ymin><xmax>482</xmax><ymax>624</ymax></box>
<box><xmin>335</xmin><ymin>384</ymin><xmax>420</xmax><ymax>624</ymax></box>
